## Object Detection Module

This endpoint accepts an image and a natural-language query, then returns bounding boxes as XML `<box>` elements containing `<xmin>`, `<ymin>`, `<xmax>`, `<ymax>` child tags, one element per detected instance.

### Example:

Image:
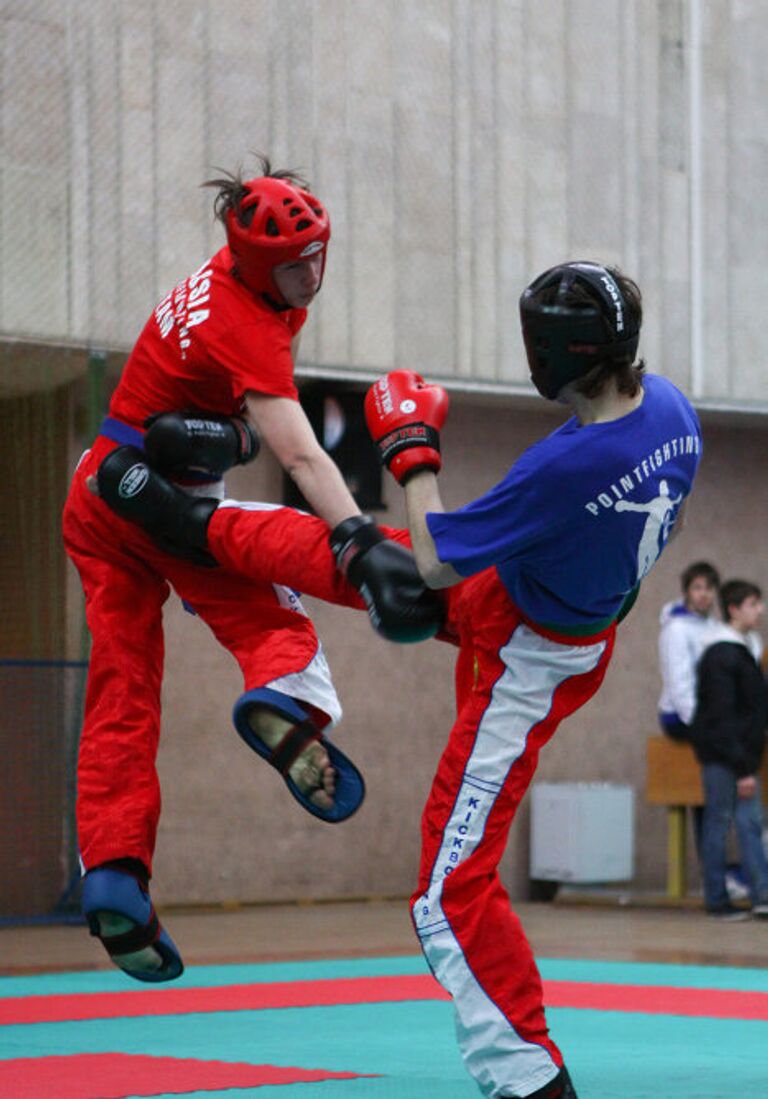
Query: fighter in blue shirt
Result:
<box><xmin>363</xmin><ymin>262</ymin><xmax>700</xmax><ymax>1099</ymax></box>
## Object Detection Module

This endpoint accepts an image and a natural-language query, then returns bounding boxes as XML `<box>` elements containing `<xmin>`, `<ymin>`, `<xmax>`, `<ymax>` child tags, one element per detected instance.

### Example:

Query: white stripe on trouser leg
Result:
<box><xmin>219</xmin><ymin>497</ymin><xmax>310</xmax><ymax>514</ymax></box>
<box><xmin>267</xmin><ymin>642</ymin><xmax>343</xmax><ymax>729</ymax></box>
<box><xmin>219</xmin><ymin>499</ymin><xmax>343</xmax><ymax>729</ymax></box>
<box><xmin>414</xmin><ymin>624</ymin><xmax>606</xmax><ymax>1098</ymax></box>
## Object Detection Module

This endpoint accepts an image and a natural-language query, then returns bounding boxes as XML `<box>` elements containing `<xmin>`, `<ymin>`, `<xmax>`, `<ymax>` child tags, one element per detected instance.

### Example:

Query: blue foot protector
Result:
<box><xmin>233</xmin><ymin>687</ymin><xmax>365</xmax><ymax>823</ymax></box>
<box><xmin>81</xmin><ymin>865</ymin><xmax>184</xmax><ymax>983</ymax></box>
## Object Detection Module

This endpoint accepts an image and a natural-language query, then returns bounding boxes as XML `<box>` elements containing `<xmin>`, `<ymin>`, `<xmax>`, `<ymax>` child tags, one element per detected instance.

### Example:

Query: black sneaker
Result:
<box><xmin>706</xmin><ymin>904</ymin><xmax>750</xmax><ymax>921</ymax></box>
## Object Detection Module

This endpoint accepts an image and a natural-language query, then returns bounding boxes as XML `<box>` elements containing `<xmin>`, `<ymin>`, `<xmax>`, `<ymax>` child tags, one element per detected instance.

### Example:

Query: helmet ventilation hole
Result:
<box><xmin>265</xmin><ymin>216</ymin><xmax>280</xmax><ymax>237</ymax></box>
<box><xmin>238</xmin><ymin>200</ymin><xmax>258</xmax><ymax>227</ymax></box>
<box><xmin>295</xmin><ymin>218</ymin><xmax>312</xmax><ymax>232</ymax></box>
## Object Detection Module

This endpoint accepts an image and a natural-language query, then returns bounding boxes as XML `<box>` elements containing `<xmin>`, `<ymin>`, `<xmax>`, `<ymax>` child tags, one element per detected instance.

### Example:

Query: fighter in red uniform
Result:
<box><xmin>63</xmin><ymin>158</ymin><xmax>442</xmax><ymax>983</ymax></box>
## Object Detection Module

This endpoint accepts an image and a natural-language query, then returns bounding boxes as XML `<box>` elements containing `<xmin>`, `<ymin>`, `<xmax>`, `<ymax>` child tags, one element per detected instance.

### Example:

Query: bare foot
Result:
<box><xmin>247</xmin><ymin>709</ymin><xmax>336</xmax><ymax>811</ymax></box>
<box><xmin>95</xmin><ymin>911</ymin><xmax>164</xmax><ymax>974</ymax></box>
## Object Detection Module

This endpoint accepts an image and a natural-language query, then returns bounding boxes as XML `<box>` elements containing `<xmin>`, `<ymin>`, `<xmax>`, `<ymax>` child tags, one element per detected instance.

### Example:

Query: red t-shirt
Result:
<box><xmin>109</xmin><ymin>247</ymin><xmax>307</xmax><ymax>428</ymax></box>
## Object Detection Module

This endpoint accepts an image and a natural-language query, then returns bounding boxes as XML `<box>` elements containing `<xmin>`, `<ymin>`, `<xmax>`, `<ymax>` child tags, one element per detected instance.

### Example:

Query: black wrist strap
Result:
<box><xmin>329</xmin><ymin>516</ymin><xmax>383</xmax><ymax>577</ymax></box>
<box><xmin>375</xmin><ymin>423</ymin><xmax>441</xmax><ymax>467</ymax></box>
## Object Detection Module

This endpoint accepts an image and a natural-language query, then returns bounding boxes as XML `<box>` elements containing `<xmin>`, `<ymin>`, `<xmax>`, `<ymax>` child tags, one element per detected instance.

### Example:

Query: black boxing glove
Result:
<box><xmin>143</xmin><ymin>412</ymin><xmax>259</xmax><ymax>477</ymax></box>
<box><xmin>329</xmin><ymin>516</ymin><xmax>444</xmax><ymax>643</ymax></box>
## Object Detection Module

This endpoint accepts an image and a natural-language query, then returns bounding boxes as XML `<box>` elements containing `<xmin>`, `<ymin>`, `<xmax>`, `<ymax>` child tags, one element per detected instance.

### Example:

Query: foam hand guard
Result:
<box><xmin>329</xmin><ymin>516</ymin><xmax>444</xmax><ymax>643</ymax></box>
<box><xmin>143</xmin><ymin>412</ymin><xmax>259</xmax><ymax>477</ymax></box>
<box><xmin>364</xmin><ymin>371</ymin><xmax>449</xmax><ymax>485</ymax></box>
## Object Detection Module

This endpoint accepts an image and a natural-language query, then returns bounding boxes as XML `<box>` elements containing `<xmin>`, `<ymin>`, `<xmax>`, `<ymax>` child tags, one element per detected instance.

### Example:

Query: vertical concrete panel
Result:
<box><xmin>310</xmin><ymin>1</ymin><xmax>350</xmax><ymax>367</ymax></box>
<box><xmin>633</xmin><ymin>0</ymin><xmax>663</xmax><ymax>375</ymax></box>
<box><xmin>699</xmin><ymin>1</ymin><xmax>731</xmax><ymax>398</ymax></box>
<box><xmin>345</xmin><ymin>1</ymin><xmax>396</xmax><ymax>370</ymax></box>
<box><xmin>0</xmin><ymin>15</ymin><xmax>68</xmax><ymax>166</ymax></box>
<box><xmin>467</xmin><ymin>1</ymin><xmax>499</xmax><ymax>381</ymax></box>
<box><xmin>204</xmin><ymin>57</ymin><xmax>274</xmax><ymax>175</ymax></box>
<box><xmin>69</xmin><ymin>7</ymin><xmax>94</xmax><ymax>340</ymax></box>
<box><xmin>393</xmin><ymin>1</ymin><xmax>455</xmax><ymax>373</ymax></box>
<box><xmin>393</xmin><ymin>171</ymin><xmax>455</xmax><ymax>370</ymax></box>
<box><xmin>523</xmin><ymin>0</ymin><xmax>568</xmax><ymax>274</ymax></box>
<box><xmin>83</xmin><ymin>2</ymin><xmax>123</xmax><ymax>347</ymax></box>
<box><xmin>347</xmin><ymin>91</ymin><xmax>396</xmax><ymax>368</ymax></box>
<box><xmin>727</xmin><ymin>4</ymin><xmax>768</xmax><ymax>400</ymax></box>
<box><xmin>452</xmin><ymin>0</ymin><xmax>474</xmax><ymax>379</ymax></box>
<box><xmin>205</xmin><ymin>0</ymin><xmax>274</xmax><ymax>269</ymax></box>
<box><xmin>567</xmin><ymin>1</ymin><xmax>625</xmax><ymax>260</ymax></box>
<box><xmin>450</xmin><ymin>0</ymin><xmax>501</xmax><ymax>383</ymax></box>
<box><xmin>658</xmin><ymin>4</ymin><xmax>691</xmax><ymax>393</ymax></box>
<box><xmin>494</xmin><ymin>0</ymin><xmax>528</xmax><ymax>386</ymax></box>
<box><xmin>0</xmin><ymin>15</ymin><xmax>69</xmax><ymax>335</ymax></box>
<box><xmin>117</xmin><ymin>3</ymin><xmax>158</xmax><ymax>336</ymax></box>
<box><xmin>619</xmin><ymin>3</ymin><xmax>641</xmax><ymax>280</ymax></box>
<box><xmin>154</xmin><ymin>1</ymin><xmax>210</xmax><ymax>290</ymax></box>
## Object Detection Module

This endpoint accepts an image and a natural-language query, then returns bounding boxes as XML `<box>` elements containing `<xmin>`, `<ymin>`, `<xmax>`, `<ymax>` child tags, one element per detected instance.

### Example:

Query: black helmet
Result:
<box><xmin>519</xmin><ymin>262</ymin><xmax>640</xmax><ymax>399</ymax></box>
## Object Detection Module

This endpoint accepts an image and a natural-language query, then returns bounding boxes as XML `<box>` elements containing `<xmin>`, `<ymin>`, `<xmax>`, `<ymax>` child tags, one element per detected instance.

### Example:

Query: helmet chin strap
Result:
<box><xmin>261</xmin><ymin>291</ymin><xmax>292</xmax><ymax>312</ymax></box>
<box><xmin>230</xmin><ymin>263</ymin><xmax>290</xmax><ymax>311</ymax></box>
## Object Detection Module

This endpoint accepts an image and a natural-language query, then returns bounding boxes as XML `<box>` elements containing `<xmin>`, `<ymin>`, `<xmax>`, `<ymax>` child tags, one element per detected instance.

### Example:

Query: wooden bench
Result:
<box><xmin>645</xmin><ymin>736</ymin><xmax>768</xmax><ymax>899</ymax></box>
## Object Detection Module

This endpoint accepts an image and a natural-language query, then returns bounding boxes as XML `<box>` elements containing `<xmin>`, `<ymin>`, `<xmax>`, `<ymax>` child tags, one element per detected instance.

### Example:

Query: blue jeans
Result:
<box><xmin>701</xmin><ymin>763</ymin><xmax>768</xmax><ymax>909</ymax></box>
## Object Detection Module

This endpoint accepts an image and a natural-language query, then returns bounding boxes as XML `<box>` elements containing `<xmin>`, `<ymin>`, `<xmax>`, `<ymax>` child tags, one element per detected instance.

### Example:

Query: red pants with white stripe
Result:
<box><xmin>62</xmin><ymin>439</ymin><xmax>370</xmax><ymax>876</ymax></box>
<box><xmin>411</xmin><ymin>569</ymin><xmax>615</xmax><ymax>1098</ymax></box>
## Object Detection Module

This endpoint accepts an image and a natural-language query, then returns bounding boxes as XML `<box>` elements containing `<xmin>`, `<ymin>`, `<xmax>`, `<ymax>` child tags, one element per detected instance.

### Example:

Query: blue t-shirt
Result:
<box><xmin>427</xmin><ymin>374</ymin><xmax>701</xmax><ymax>630</ymax></box>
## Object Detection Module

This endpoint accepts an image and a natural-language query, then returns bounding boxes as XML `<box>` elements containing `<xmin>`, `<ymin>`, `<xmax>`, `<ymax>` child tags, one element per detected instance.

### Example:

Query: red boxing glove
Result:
<box><xmin>365</xmin><ymin>371</ymin><xmax>449</xmax><ymax>485</ymax></box>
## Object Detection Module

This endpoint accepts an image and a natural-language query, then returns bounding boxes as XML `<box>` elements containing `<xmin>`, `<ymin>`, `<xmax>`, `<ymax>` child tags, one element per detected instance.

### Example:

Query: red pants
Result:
<box><xmin>411</xmin><ymin>570</ymin><xmax>615</xmax><ymax>1098</ymax></box>
<box><xmin>62</xmin><ymin>439</ymin><xmax>365</xmax><ymax>875</ymax></box>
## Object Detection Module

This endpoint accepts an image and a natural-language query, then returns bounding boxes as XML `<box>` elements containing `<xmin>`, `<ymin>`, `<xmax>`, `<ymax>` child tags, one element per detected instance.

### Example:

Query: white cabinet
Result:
<box><xmin>530</xmin><ymin>783</ymin><xmax>634</xmax><ymax>884</ymax></box>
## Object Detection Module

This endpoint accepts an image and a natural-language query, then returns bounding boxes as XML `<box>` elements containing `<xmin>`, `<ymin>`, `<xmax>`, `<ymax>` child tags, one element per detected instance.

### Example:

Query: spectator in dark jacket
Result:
<box><xmin>693</xmin><ymin>579</ymin><xmax>768</xmax><ymax>920</ymax></box>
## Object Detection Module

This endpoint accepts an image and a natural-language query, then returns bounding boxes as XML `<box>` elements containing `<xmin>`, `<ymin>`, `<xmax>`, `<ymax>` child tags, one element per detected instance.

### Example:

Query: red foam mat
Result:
<box><xmin>3</xmin><ymin>973</ymin><xmax>768</xmax><ymax>1028</ymax></box>
<box><xmin>0</xmin><ymin>974</ymin><xmax>448</xmax><ymax>1025</ymax></box>
<box><xmin>0</xmin><ymin>1052</ymin><xmax>370</xmax><ymax>1099</ymax></box>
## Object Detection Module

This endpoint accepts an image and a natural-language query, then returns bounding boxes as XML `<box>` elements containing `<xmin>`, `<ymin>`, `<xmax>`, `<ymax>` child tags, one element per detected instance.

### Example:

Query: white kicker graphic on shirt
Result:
<box><xmin>614</xmin><ymin>478</ymin><xmax>683</xmax><ymax>580</ymax></box>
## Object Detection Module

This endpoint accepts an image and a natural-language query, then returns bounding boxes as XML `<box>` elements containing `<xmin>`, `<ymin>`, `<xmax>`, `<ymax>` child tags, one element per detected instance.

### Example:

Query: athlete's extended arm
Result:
<box><xmin>402</xmin><ymin>471</ymin><xmax>463</xmax><ymax>590</ymax></box>
<box><xmin>364</xmin><ymin>371</ymin><xmax>462</xmax><ymax>591</ymax></box>
<box><xmin>245</xmin><ymin>391</ymin><xmax>360</xmax><ymax>528</ymax></box>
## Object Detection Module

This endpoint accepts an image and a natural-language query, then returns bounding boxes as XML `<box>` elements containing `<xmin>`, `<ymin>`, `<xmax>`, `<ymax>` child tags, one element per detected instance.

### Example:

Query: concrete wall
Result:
<box><xmin>2</xmin><ymin>1</ymin><xmax>768</xmax><ymax>405</ymax></box>
<box><xmin>129</xmin><ymin>392</ymin><xmax>768</xmax><ymax>907</ymax></box>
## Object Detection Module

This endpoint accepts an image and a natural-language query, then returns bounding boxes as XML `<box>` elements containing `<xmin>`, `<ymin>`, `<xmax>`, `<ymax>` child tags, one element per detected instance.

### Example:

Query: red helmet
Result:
<box><xmin>224</xmin><ymin>176</ymin><xmax>331</xmax><ymax>301</ymax></box>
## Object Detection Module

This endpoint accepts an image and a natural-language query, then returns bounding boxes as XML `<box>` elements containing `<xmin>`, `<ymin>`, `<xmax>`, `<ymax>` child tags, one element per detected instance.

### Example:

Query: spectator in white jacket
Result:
<box><xmin>658</xmin><ymin>561</ymin><xmax>721</xmax><ymax>741</ymax></box>
<box><xmin>657</xmin><ymin>561</ymin><xmax>758</xmax><ymax>898</ymax></box>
